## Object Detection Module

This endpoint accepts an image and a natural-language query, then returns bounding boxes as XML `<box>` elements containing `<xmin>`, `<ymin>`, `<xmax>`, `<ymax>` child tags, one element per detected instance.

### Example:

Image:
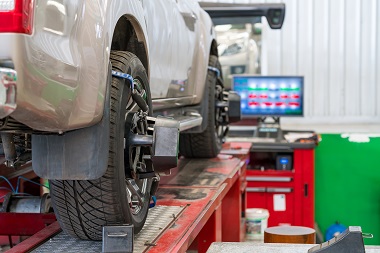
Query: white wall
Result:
<box><xmin>201</xmin><ymin>0</ymin><xmax>380</xmax><ymax>132</ymax></box>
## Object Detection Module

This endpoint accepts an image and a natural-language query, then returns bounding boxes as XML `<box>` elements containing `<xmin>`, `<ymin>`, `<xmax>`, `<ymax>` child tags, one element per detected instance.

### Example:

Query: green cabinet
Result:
<box><xmin>315</xmin><ymin>134</ymin><xmax>380</xmax><ymax>245</ymax></box>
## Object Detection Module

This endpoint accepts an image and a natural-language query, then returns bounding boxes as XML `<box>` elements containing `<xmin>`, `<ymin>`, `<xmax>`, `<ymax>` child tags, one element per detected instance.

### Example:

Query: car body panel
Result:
<box><xmin>0</xmin><ymin>0</ymin><xmax>213</xmax><ymax>132</ymax></box>
<box><xmin>145</xmin><ymin>0</ymin><xmax>197</xmax><ymax>99</ymax></box>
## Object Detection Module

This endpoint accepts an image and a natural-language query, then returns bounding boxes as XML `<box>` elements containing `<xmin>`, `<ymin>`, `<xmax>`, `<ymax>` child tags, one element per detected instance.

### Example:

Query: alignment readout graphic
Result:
<box><xmin>232</xmin><ymin>76</ymin><xmax>303</xmax><ymax>116</ymax></box>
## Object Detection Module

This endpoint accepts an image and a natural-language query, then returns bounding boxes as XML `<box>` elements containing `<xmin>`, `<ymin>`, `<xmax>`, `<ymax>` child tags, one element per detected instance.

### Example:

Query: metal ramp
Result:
<box><xmin>32</xmin><ymin>205</ymin><xmax>185</xmax><ymax>253</ymax></box>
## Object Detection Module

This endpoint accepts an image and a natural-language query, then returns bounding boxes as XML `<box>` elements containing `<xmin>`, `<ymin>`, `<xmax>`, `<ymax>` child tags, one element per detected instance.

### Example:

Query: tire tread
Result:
<box><xmin>50</xmin><ymin>51</ymin><xmax>140</xmax><ymax>240</ymax></box>
<box><xmin>179</xmin><ymin>55</ymin><xmax>222</xmax><ymax>158</ymax></box>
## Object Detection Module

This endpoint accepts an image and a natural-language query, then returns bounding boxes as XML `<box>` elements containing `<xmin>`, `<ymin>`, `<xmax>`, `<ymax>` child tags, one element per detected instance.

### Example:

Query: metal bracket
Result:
<box><xmin>112</xmin><ymin>70</ymin><xmax>134</xmax><ymax>90</ymax></box>
<box><xmin>208</xmin><ymin>66</ymin><xmax>220</xmax><ymax>77</ymax></box>
<box><xmin>149</xmin><ymin>196</ymin><xmax>157</xmax><ymax>208</ymax></box>
<box><xmin>112</xmin><ymin>70</ymin><xmax>149</xmax><ymax>113</ymax></box>
<box><xmin>152</xmin><ymin>116</ymin><xmax>180</xmax><ymax>172</ymax></box>
<box><xmin>227</xmin><ymin>91</ymin><xmax>242</xmax><ymax>123</ymax></box>
<box><xmin>102</xmin><ymin>225</ymin><xmax>134</xmax><ymax>253</ymax></box>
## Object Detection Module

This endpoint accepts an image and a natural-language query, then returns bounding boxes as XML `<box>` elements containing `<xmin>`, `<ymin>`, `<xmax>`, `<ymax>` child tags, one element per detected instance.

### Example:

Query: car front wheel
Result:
<box><xmin>49</xmin><ymin>51</ymin><xmax>153</xmax><ymax>240</ymax></box>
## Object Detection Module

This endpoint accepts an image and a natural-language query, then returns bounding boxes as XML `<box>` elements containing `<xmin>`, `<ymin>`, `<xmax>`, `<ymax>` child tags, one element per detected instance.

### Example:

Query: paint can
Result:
<box><xmin>246</xmin><ymin>208</ymin><xmax>270</xmax><ymax>241</ymax></box>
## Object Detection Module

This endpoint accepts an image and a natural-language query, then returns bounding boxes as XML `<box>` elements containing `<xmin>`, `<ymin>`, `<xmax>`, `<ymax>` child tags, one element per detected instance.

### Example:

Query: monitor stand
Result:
<box><xmin>255</xmin><ymin>117</ymin><xmax>283</xmax><ymax>141</ymax></box>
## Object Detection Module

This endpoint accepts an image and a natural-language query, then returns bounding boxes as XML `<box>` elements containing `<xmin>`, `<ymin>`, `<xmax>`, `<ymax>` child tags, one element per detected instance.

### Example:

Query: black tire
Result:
<box><xmin>49</xmin><ymin>51</ymin><xmax>153</xmax><ymax>240</ymax></box>
<box><xmin>179</xmin><ymin>55</ymin><xmax>226</xmax><ymax>158</ymax></box>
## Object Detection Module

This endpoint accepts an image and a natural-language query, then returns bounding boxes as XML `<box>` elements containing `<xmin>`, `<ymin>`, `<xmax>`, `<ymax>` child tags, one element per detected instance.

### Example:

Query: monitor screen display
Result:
<box><xmin>232</xmin><ymin>75</ymin><xmax>304</xmax><ymax>117</ymax></box>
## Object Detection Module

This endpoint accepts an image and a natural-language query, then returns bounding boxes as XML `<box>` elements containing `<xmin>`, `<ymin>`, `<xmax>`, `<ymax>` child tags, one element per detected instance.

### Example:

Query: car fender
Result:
<box><xmin>31</xmin><ymin>2</ymin><xmax>150</xmax><ymax>180</ymax></box>
<box><xmin>188</xmin><ymin>7</ymin><xmax>215</xmax><ymax>105</ymax></box>
<box><xmin>10</xmin><ymin>0</ymin><xmax>149</xmax><ymax>132</ymax></box>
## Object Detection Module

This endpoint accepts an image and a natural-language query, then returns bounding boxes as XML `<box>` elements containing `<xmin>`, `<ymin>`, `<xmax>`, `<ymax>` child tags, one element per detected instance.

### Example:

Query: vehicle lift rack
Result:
<box><xmin>4</xmin><ymin>143</ymin><xmax>251</xmax><ymax>253</ymax></box>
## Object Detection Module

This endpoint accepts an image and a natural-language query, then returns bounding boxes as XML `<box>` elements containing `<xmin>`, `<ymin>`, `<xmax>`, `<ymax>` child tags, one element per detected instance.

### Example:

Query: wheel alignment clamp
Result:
<box><xmin>112</xmin><ymin>70</ymin><xmax>134</xmax><ymax>90</ymax></box>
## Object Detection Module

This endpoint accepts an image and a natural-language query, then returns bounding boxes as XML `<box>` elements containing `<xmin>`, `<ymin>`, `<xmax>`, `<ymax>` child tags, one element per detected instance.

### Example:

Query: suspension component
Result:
<box><xmin>1</xmin><ymin>132</ymin><xmax>17</xmax><ymax>167</ymax></box>
<box><xmin>0</xmin><ymin>132</ymin><xmax>32</xmax><ymax>168</ymax></box>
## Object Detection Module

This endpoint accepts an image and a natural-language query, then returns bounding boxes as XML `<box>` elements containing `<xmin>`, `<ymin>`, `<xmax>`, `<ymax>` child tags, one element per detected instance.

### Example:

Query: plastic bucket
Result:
<box><xmin>245</xmin><ymin>208</ymin><xmax>269</xmax><ymax>241</ymax></box>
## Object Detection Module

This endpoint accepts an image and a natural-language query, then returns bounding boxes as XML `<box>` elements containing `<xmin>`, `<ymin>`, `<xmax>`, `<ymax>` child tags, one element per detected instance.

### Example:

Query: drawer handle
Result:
<box><xmin>246</xmin><ymin>187</ymin><xmax>266</xmax><ymax>192</ymax></box>
<box><xmin>266</xmin><ymin>187</ymin><xmax>293</xmax><ymax>193</ymax></box>
<box><xmin>246</xmin><ymin>176</ymin><xmax>292</xmax><ymax>182</ymax></box>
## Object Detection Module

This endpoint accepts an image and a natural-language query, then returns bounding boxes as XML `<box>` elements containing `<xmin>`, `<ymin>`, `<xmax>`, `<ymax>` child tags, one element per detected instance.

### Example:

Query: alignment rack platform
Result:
<box><xmin>7</xmin><ymin>143</ymin><xmax>250</xmax><ymax>253</ymax></box>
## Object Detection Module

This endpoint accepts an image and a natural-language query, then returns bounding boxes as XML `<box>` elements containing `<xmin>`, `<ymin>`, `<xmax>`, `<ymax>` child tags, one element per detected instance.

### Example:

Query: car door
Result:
<box><xmin>142</xmin><ymin>0</ymin><xmax>198</xmax><ymax>100</ymax></box>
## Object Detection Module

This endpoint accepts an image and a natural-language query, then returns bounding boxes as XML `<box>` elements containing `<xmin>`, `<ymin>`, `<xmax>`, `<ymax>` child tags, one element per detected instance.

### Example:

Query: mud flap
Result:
<box><xmin>32</xmin><ymin>68</ymin><xmax>111</xmax><ymax>180</ymax></box>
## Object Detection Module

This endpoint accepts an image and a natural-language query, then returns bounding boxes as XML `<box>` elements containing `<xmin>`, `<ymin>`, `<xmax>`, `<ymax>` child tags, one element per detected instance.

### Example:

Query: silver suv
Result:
<box><xmin>0</xmin><ymin>0</ymin><xmax>284</xmax><ymax>240</ymax></box>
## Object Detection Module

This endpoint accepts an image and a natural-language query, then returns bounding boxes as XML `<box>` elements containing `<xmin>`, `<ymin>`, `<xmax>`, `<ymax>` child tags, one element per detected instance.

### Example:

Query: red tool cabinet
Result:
<box><xmin>246</xmin><ymin>143</ymin><xmax>315</xmax><ymax>229</ymax></box>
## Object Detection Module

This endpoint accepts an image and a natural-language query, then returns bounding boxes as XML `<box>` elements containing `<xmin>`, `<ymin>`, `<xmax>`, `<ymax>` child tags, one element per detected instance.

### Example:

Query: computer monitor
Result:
<box><xmin>232</xmin><ymin>75</ymin><xmax>304</xmax><ymax>140</ymax></box>
<box><xmin>232</xmin><ymin>75</ymin><xmax>304</xmax><ymax>118</ymax></box>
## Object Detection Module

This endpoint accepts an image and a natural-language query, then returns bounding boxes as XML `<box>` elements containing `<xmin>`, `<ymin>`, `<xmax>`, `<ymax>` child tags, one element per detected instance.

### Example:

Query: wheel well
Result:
<box><xmin>111</xmin><ymin>16</ymin><xmax>149</xmax><ymax>73</ymax></box>
<box><xmin>210</xmin><ymin>39</ymin><xmax>219</xmax><ymax>57</ymax></box>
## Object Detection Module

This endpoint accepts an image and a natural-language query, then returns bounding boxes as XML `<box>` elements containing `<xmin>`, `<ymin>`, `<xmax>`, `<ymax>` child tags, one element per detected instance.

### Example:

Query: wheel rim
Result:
<box><xmin>124</xmin><ymin>79</ymin><xmax>151</xmax><ymax>216</ymax></box>
<box><xmin>215</xmin><ymin>82</ymin><xmax>227</xmax><ymax>142</ymax></box>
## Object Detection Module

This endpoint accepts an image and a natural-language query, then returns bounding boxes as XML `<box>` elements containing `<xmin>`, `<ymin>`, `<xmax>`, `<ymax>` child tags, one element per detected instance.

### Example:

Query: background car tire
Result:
<box><xmin>49</xmin><ymin>51</ymin><xmax>152</xmax><ymax>240</ymax></box>
<box><xmin>179</xmin><ymin>55</ymin><xmax>225</xmax><ymax>158</ymax></box>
